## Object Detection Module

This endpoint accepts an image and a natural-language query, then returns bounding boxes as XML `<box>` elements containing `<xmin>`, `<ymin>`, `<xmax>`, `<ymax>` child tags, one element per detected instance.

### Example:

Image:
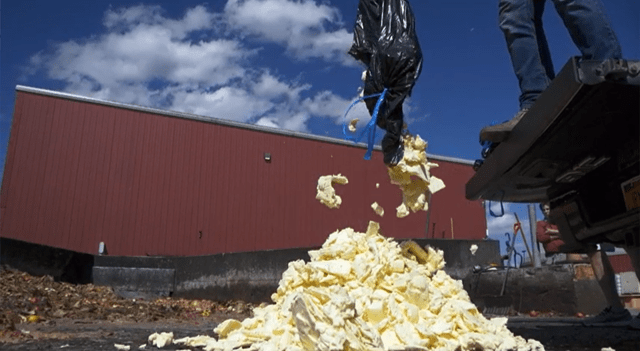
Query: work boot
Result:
<box><xmin>581</xmin><ymin>306</ymin><xmax>632</xmax><ymax>326</ymax></box>
<box><xmin>479</xmin><ymin>109</ymin><xmax>529</xmax><ymax>143</ymax></box>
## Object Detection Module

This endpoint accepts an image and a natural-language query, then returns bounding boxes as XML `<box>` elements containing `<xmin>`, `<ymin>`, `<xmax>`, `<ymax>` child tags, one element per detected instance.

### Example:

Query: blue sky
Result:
<box><xmin>2</xmin><ymin>0</ymin><xmax>639</xmax><ymax>258</ymax></box>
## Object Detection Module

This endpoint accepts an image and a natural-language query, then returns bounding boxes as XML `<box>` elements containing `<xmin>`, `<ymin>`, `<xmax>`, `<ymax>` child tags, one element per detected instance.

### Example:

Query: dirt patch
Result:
<box><xmin>0</xmin><ymin>267</ymin><xmax>253</xmax><ymax>343</ymax></box>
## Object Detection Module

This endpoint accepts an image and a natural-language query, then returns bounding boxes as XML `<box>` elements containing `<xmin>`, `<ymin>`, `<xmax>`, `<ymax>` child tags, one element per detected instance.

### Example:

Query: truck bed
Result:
<box><xmin>466</xmin><ymin>57</ymin><xmax>640</xmax><ymax>248</ymax></box>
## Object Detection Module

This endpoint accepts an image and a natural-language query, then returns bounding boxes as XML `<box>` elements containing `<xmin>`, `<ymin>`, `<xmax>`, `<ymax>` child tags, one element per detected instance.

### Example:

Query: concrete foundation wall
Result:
<box><xmin>0</xmin><ymin>238</ymin><xmax>94</xmax><ymax>284</ymax></box>
<box><xmin>92</xmin><ymin>249</ymin><xmax>313</xmax><ymax>302</ymax></box>
<box><xmin>467</xmin><ymin>264</ymin><xmax>608</xmax><ymax>315</ymax></box>
<box><xmin>4</xmin><ymin>237</ymin><xmax>609</xmax><ymax>315</ymax></box>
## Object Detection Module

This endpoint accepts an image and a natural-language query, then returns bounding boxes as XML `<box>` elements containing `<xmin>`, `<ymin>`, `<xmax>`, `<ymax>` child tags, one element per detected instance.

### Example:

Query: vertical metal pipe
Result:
<box><xmin>483</xmin><ymin>201</ymin><xmax>489</xmax><ymax>239</ymax></box>
<box><xmin>528</xmin><ymin>204</ymin><xmax>542</xmax><ymax>267</ymax></box>
<box><xmin>425</xmin><ymin>196</ymin><xmax>432</xmax><ymax>238</ymax></box>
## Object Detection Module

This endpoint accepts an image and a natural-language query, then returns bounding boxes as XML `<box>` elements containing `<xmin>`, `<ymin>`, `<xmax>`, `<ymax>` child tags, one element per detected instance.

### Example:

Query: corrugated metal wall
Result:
<box><xmin>1</xmin><ymin>88</ymin><xmax>486</xmax><ymax>256</ymax></box>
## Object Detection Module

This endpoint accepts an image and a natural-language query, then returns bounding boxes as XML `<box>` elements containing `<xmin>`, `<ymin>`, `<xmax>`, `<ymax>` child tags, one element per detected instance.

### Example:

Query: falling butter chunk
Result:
<box><xmin>371</xmin><ymin>202</ymin><xmax>384</xmax><ymax>217</ymax></box>
<box><xmin>148</xmin><ymin>332</ymin><xmax>173</xmax><ymax>348</ymax></box>
<box><xmin>154</xmin><ymin>221</ymin><xmax>544</xmax><ymax>351</ymax></box>
<box><xmin>348</xmin><ymin>118</ymin><xmax>359</xmax><ymax>132</ymax></box>
<box><xmin>388</xmin><ymin>134</ymin><xmax>445</xmax><ymax>218</ymax></box>
<box><xmin>316</xmin><ymin>174</ymin><xmax>349</xmax><ymax>209</ymax></box>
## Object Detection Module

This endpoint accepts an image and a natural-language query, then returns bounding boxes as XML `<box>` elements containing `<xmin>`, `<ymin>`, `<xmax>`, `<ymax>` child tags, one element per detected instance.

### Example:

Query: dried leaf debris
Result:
<box><xmin>0</xmin><ymin>267</ymin><xmax>253</xmax><ymax>342</ymax></box>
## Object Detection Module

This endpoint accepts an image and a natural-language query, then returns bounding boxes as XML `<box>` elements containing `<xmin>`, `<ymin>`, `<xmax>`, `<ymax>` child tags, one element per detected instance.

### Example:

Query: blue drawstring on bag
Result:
<box><xmin>342</xmin><ymin>88</ymin><xmax>388</xmax><ymax>160</ymax></box>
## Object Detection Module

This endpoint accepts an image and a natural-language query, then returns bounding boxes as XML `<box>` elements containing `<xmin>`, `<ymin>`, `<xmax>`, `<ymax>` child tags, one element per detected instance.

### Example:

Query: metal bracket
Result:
<box><xmin>555</xmin><ymin>156</ymin><xmax>610</xmax><ymax>184</ymax></box>
<box><xmin>578</xmin><ymin>58</ymin><xmax>640</xmax><ymax>85</ymax></box>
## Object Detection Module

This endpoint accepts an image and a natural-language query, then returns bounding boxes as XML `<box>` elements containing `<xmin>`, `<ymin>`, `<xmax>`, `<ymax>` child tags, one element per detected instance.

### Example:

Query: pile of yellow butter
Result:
<box><xmin>163</xmin><ymin>221</ymin><xmax>544</xmax><ymax>351</ymax></box>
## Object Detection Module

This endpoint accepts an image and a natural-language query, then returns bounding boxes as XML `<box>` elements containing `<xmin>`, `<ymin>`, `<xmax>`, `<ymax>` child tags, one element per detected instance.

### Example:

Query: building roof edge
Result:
<box><xmin>15</xmin><ymin>85</ymin><xmax>474</xmax><ymax>166</ymax></box>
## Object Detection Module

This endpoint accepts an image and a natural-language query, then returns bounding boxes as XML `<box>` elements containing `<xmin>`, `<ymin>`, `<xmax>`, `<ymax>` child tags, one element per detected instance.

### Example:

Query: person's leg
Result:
<box><xmin>498</xmin><ymin>0</ymin><xmax>553</xmax><ymax>110</ymax></box>
<box><xmin>587</xmin><ymin>250</ymin><xmax>624</xmax><ymax>309</ymax></box>
<box><xmin>551</xmin><ymin>0</ymin><xmax>622</xmax><ymax>60</ymax></box>
<box><xmin>533</xmin><ymin>0</ymin><xmax>555</xmax><ymax>84</ymax></box>
<box><xmin>582</xmin><ymin>249</ymin><xmax>631</xmax><ymax>325</ymax></box>
<box><xmin>480</xmin><ymin>0</ymin><xmax>553</xmax><ymax>143</ymax></box>
<box><xmin>625</xmin><ymin>246</ymin><xmax>640</xmax><ymax>329</ymax></box>
<box><xmin>624</xmin><ymin>246</ymin><xmax>640</xmax><ymax>278</ymax></box>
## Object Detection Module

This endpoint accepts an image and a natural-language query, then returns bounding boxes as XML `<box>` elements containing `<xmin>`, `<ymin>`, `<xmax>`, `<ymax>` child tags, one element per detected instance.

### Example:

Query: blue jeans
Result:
<box><xmin>499</xmin><ymin>0</ymin><xmax>622</xmax><ymax>109</ymax></box>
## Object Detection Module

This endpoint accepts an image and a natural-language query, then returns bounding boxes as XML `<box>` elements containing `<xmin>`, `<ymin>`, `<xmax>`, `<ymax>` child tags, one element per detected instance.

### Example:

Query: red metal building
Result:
<box><xmin>1</xmin><ymin>86</ymin><xmax>486</xmax><ymax>257</ymax></box>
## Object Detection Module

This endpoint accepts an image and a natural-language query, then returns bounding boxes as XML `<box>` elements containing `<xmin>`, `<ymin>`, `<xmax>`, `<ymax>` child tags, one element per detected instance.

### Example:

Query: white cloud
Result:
<box><xmin>302</xmin><ymin>90</ymin><xmax>350</xmax><ymax>118</ymax></box>
<box><xmin>282</xmin><ymin>112</ymin><xmax>310</xmax><ymax>132</ymax></box>
<box><xmin>103</xmin><ymin>5</ymin><xmax>217</xmax><ymax>40</ymax></box>
<box><xmin>83</xmin><ymin>83</ymin><xmax>157</xmax><ymax>107</ymax></box>
<box><xmin>224</xmin><ymin>0</ymin><xmax>355</xmax><ymax>64</ymax></box>
<box><xmin>172</xmin><ymin>86</ymin><xmax>274</xmax><ymax>122</ymax></box>
<box><xmin>255</xmin><ymin>117</ymin><xmax>280</xmax><ymax>129</ymax></box>
<box><xmin>303</xmin><ymin>90</ymin><xmax>373</xmax><ymax>127</ymax></box>
<box><xmin>251</xmin><ymin>72</ymin><xmax>310</xmax><ymax>101</ymax></box>
<box><xmin>25</xmin><ymin>2</ymin><xmax>365</xmax><ymax>135</ymax></box>
<box><xmin>103</xmin><ymin>5</ymin><xmax>165</xmax><ymax>30</ymax></box>
<box><xmin>487</xmin><ymin>213</ymin><xmax>516</xmax><ymax>238</ymax></box>
<box><xmin>39</xmin><ymin>25</ymin><xmax>249</xmax><ymax>90</ymax></box>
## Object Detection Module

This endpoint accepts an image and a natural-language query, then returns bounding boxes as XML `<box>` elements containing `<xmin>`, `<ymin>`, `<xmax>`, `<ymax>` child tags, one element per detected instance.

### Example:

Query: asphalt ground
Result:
<box><xmin>506</xmin><ymin>315</ymin><xmax>640</xmax><ymax>351</ymax></box>
<box><xmin>2</xmin><ymin>316</ymin><xmax>639</xmax><ymax>351</ymax></box>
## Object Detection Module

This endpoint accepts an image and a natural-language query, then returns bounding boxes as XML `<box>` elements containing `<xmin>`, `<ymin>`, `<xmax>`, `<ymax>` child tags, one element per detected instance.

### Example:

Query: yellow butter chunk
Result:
<box><xmin>214</xmin><ymin>319</ymin><xmax>242</xmax><ymax>338</ymax></box>
<box><xmin>387</xmin><ymin>134</ymin><xmax>446</xmax><ymax>218</ymax></box>
<box><xmin>148</xmin><ymin>332</ymin><xmax>173</xmax><ymax>348</ymax></box>
<box><xmin>174</xmin><ymin>335</ymin><xmax>217</xmax><ymax>348</ymax></box>
<box><xmin>349</xmin><ymin>118</ymin><xmax>359</xmax><ymax>132</ymax></box>
<box><xmin>164</xmin><ymin>221</ymin><xmax>544</xmax><ymax>351</ymax></box>
<box><xmin>371</xmin><ymin>202</ymin><xmax>384</xmax><ymax>217</ymax></box>
<box><xmin>396</xmin><ymin>203</ymin><xmax>410</xmax><ymax>218</ymax></box>
<box><xmin>316</xmin><ymin>174</ymin><xmax>349</xmax><ymax>209</ymax></box>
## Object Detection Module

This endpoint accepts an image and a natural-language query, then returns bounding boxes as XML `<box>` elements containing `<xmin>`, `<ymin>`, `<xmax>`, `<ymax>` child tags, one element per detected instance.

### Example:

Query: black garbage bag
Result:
<box><xmin>349</xmin><ymin>0</ymin><xmax>422</xmax><ymax>164</ymax></box>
